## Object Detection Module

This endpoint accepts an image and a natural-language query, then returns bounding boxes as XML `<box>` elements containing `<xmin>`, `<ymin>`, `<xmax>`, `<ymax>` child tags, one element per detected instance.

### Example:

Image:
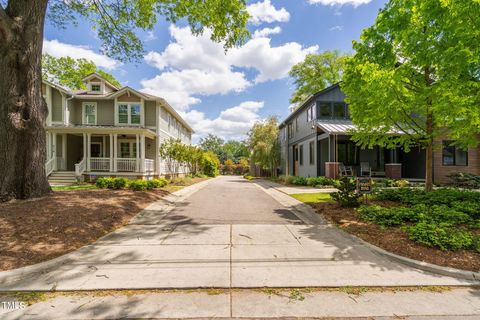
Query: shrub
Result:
<box><xmin>201</xmin><ymin>151</ymin><xmax>220</xmax><ymax>177</ymax></box>
<box><xmin>146</xmin><ymin>178</ymin><xmax>168</xmax><ymax>190</ymax></box>
<box><xmin>392</xmin><ymin>179</ymin><xmax>410</xmax><ymax>188</ymax></box>
<box><xmin>330</xmin><ymin>177</ymin><xmax>361</xmax><ymax>207</ymax></box>
<box><xmin>306</xmin><ymin>176</ymin><xmax>335</xmax><ymax>187</ymax></box>
<box><xmin>95</xmin><ymin>177</ymin><xmax>114</xmax><ymax>189</ymax></box>
<box><xmin>428</xmin><ymin>205</ymin><xmax>472</xmax><ymax>225</ymax></box>
<box><xmin>128</xmin><ymin>180</ymin><xmax>148</xmax><ymax>191</ymax></box>
<box><xmin>407</xmin><ymin>222</ymin><xmax>474</xmax><ymax>251</ymax></box>
<box><xmin>358</xmin><ymin>204</ymin><xmax>425</xmax><ymax>226</ymax></box>
<box><xmin>112</xmin><ymin>177</ymin><xmax>128</xmax><ymax>189</ymax></box>
<box><xmin>448</xmin><ymin>172</ymin><xmax>480</xmax><ymax>189</ymax></box>
<box><xmin>292</xmin><ymin>176</ymin><xmax>308</xmax><ymax>186</ymax></box>
<box><xmin>243</xmin><ymin>175</ymin><xmax>255</xmax><ymax>181</ymax></box>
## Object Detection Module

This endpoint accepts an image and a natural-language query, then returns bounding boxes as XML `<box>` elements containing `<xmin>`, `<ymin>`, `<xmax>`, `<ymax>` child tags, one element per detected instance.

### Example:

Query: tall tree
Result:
<box><xmin>199</xmin><ymin>134</ymin><xmax>227</xmax><ymax>162</ymax></box>
<box><xmin>247</xmin><ymin>116</ymin><xmax>281</xmax><ymax>177</ymax></box>
<box><xmin>342</xmin><ymin>0</ymin><xmax>480</xmax><ymax>192</ymax></box>
<box><xmin>42</xmin><ymin>54</ymin><xmax>121</xmax><ymax>89</ymax></box>
<box><xmin>223</xmin><ymin>140</ymin><xmax>249</xmax><ymax>163</ymax></box>
<box><xmin>289</xmin><ymin>51</ymin><xmax>349</xmax><ymax>105</ymax></box>
<box><xmin>0</xmin><ymin>0</ymin><xmax>249</xmax><ymax>201</ymax></box>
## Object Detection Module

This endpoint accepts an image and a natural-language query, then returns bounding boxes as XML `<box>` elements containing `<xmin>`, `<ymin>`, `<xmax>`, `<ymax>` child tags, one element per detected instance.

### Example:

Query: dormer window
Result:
<box><xmin>89</xmin><ymin>82</ymin><xmax>103</xmax><ymax>94</ymax></box>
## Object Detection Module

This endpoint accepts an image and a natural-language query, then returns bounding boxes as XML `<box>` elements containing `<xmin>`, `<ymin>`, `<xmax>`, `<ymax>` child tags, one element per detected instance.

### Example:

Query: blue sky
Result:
<box><xmin>43</xmin><ymin>0</ymin><xmax>388</xmax><ymax>143</ymax></box>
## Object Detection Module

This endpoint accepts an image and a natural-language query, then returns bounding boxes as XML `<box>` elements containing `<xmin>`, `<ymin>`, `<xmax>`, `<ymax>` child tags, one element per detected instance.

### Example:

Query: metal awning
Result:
<box><xmin>316</xmin><ymin>120</ymin><xmax>356</xmax><ymax>134</ymax></box>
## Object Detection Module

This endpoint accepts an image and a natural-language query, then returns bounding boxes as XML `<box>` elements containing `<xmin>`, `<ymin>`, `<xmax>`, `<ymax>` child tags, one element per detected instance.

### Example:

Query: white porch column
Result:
<box><xmin>87</xmin><ymin>133</ymin><xmax>91</xmax><ymax>171</ymax></box>
<box><xmin>113</xmin><ymin>134</ymin><xmax>118</xmax><ymax>172</ymax></box>
<box><xmin>140</xmin><ymin>134</ymin><xmax>146</xmax><ymax>173</ymax></box>
<box><xmin>62</xmin><ymin>134</ymin><xmax>67</xmax><ymax>171</ymax></box>
<box><xmin>52</xmin><ymin>132</ymin><xmax>57</xmax><ymax>170</ymax></box>
<box><xmin>155</xmin><ymin>135</ymin><xmax>160</xmax><ymax>175</ymax></box>
<box><xmin>83</xmin><ymin>133</ymin><xmax>87</xmax><ymax>160</ymax></box>
<box><xmin>109</xmin><ymin>134</ymin><xmax>113</xmax><ymax>172</ymax></box>
<box><xmin>135</xmin><ymin>134</ymin><xmax>140</xmax><ymax>172</ymax></box>
<box><xmin>102</xmin><ymin>136</ymin><xmax>106</xmax><ymax>158</ymax></box>
<box><xmin>46</xmin><ymin>132</ymin><xmax>51</xmax><ymax>160</ymax></box>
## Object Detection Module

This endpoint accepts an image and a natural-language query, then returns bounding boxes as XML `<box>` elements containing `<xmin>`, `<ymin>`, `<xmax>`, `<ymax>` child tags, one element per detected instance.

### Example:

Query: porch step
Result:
<box><xmin>48</xmin><ymin>171</ymin><xmax>77</xmax><ymax>186</ymax></box>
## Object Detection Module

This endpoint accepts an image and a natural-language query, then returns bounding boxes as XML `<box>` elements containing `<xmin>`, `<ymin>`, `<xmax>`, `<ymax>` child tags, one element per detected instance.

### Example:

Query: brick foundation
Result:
<box><xmin>385</xmin><ymin>163</ymin><xmax>402</xmax><ymax>180</ymax></box>
<box><xmin>325</xmin><ymin>162</ymin><xmax>340</xmax><ymax>179</ymax></box>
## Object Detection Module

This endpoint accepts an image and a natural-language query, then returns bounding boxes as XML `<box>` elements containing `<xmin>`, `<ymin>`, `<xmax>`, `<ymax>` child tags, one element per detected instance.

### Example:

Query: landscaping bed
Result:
<box><xmin>309</xmin><ymin>186</ymin><xmax>480</xmax><ymax>272</ymax></box>
<box><xmin>0</xmin><ymin>177</ymin><xmax>208</xmax><ymax>271</ymax></box>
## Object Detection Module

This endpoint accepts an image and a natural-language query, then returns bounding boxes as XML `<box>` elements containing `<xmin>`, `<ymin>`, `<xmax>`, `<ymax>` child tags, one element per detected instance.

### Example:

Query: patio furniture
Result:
<box><xmin>339</xmin><ymin>163</ymin><xmax>354</xmax><ymax>177</ymax></box>
<box><xmin>360</xmin><ymin>162</ymin><xmax>372</xmax><ymax>177</ymax></box>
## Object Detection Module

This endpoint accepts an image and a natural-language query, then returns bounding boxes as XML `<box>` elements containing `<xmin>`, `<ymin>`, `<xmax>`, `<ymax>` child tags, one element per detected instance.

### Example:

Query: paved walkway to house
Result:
<box><xmin>0</xmin><ymin>176</ymin><xmax>477</xmax><ymax>291</ymax></box>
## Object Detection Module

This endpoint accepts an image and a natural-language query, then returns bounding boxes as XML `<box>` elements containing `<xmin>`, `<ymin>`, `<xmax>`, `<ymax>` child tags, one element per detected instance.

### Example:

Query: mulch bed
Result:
<box><xmin>314</xmin><ymin>201</ymin><xmax>480</xmax><ymax>272</ymax></box>
<box><xmin>0</xmin><ymin>177</ymin><xmax>208</xmax><ymax>271</ymax></box>
<box><xmin>0</xmin><ymin>189</ymin><xmax>168</xmax><ymax>271</ymax></box>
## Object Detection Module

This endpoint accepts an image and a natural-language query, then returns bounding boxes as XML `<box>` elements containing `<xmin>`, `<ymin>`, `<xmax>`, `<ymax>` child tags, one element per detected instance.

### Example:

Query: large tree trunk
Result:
<box><xmin>0</xmin><ymin>0</ymin><xmax>51</xmax><ymax>202</ymax></box>
<box><xmin>424</xmin><ymin>67</ymin><xmax>434</xmax><ymax>192</ymax></box>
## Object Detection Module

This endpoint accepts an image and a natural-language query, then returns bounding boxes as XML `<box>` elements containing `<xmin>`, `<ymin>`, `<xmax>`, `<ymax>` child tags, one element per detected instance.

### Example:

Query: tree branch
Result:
<box><xmin>0</xmin><ymin>4</ymin><xmax>13</xmax><ymax>44</ymax></box>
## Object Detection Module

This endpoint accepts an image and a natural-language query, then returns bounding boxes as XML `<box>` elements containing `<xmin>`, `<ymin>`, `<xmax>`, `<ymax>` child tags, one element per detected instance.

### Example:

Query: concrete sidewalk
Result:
<box><xmin>0</xmin><ymin>176</ymin><xmax>477</xmax><ymax>291</ymax></box>
<box><xmin>1</xmin><ymin>288</ymin><xmax>479</xmax><ymax>319</ymax></box>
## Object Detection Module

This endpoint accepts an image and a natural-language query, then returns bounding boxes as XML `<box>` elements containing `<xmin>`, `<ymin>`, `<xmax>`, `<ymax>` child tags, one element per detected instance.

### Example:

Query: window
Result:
<box><xmin>306</xmin><ymin>105</ymin><xmax>316</xmax><ymax>122</ymax></box>
<box><xmin>117</xmin><ymin>103</ymin><xmax>142</xmax><ymax>125</ymax></box>
<box><xmin>90</xmin><ymin>84</ymin><xmax>101</xmax><ymax>92</ymax></box>
<box><xmin>82</xmin><ymin>102</ymin><xmax>97</xmax><ymax>125</ymax></box>
<box><xmin>333</xmin><ymin>103</ymin><xmax>346</xmax><ymax>118</ymax></box>
<box><xmin>295</xmin><ymin>117</ymin><xmax>299</xmax><ymax>132</ymax></box>
<box><xmin>443</xmin><ymin>141</ymin><xmax>468</xmax><ymax>166</ymax></box>
<box><xmin>288</xmin><ymin>124</ymin><xmax>293</xmax><ymax>138</ymax></box>
<box><xmin>299</xmin><ymin>145</ymin><xmax>304</xmax><ymax>165</ymax></box>
<box><xmin>119</xmin><ymin>141</ymin><xmax>137</xmax><ymax>158</ymax></box>
<box><xmin>309</xmin><ymin>141</ymin><xmax>315</xmax><ymax>165</ymax></box>
<box><xmin>317</xmin><ymin>102</ymin><xmax>331</xmax><ymax>118</ymax></box>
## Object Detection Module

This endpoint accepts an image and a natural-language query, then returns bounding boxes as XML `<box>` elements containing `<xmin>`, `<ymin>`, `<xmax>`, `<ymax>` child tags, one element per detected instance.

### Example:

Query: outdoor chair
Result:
<box><xmin>339</xmin><ymin>163</ymin><xmax>354</xmax><ymax>177</ymax></box>
<box><xmin>360</xmin><ymin>162</ymin><xmax>372</xmax><ymax>177</ymax></box>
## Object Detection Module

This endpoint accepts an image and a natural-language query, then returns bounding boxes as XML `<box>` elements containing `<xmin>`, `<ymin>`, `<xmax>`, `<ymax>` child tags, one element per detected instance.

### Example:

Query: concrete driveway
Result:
<box><xmin>0</xmin><ymin>175</ymin><xmax>476</xmax><ymax>291</ymax></box>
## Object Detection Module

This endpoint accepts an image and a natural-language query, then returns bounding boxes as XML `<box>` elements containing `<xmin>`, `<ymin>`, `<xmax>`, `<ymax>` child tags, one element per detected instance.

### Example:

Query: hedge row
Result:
<box><xmin>95</xmin><ymin>177</ymin><xmax>168</xmax><ymax>191</ymax></box>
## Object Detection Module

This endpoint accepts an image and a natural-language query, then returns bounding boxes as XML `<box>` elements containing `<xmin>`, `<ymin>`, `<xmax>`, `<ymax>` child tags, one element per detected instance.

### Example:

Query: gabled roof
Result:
<box><xmin>82</xmin><ymin>72</ymin><xmax>120</xmax><ymax>91</ymax></box>
<box><xmin>279</xmin><ymin>83</ymin><xmax>342</xmax><ymax>128</ymax></box>
<box><xmin>42</xmin><ymin>79</ymin><xmax>71</xmax><ymax>95</ymax></box>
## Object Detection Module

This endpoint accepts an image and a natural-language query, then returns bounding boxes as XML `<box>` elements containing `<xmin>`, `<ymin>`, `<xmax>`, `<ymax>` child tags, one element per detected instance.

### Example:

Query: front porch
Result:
<box><xmin>45</xmin><ymin>127</ymin><xmax>159</xmax><ymax>179</ymax></box>
<box><xmin>315</xmin><ymin>121</ymin><xmax>425</xmax><ymax>180</ymax></box>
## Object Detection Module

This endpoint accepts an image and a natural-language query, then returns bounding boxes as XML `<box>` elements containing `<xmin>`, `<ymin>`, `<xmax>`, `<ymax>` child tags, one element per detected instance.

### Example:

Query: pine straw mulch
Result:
<box><xmin>314</xmin><ymin>201</ymin><xmax>480</xmax><ymax>272</ymax></box>
<box><xmin>0</xmin><ymin>177</ymin><xmax>209</xmax><ymax>271</ymax></box>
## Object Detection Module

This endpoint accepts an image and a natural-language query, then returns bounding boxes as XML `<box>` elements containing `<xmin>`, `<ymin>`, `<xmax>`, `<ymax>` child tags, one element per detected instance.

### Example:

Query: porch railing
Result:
<box><xmin>117</xmin><ymin>158</ymin><xmax>137</xmax><ymax>172</ymax></box>
<box><xmin>45</xmin><ymin>157</ymin><xmax>55</xmax><ymax>176</ymax></box>
<box><xmin>75</xmin><ymin>158</ymin><xmax>86</xmax><ymax>177</ymax></box>
<box><xmin>144</xmin><ymin>159</ymin><xmax>154</xmax><ymax>173</ymax></box>
<box><xmin>90</xmin><ymin>157</ymin><xmax>110</xmax><ymax>171</ymax></box>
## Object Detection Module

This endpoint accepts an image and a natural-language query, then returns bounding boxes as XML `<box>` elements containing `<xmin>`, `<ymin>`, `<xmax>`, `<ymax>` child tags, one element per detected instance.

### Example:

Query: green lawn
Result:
<box><xmin>290</xmin><ymin>193</ymin><xmax>332</xmax><ymax>204</ymax></box>
<box><xmin>51</xmin><ymin>184</ymin><xmax>97</xmax><ymax>191</ymax></box>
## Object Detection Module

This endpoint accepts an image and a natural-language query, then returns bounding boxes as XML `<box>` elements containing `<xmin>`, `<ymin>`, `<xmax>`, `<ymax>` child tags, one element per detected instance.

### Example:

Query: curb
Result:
<box><xmin>0</xmin><ymin>178</ymin><xmax>215</xmax><ymax>289</ymax></box>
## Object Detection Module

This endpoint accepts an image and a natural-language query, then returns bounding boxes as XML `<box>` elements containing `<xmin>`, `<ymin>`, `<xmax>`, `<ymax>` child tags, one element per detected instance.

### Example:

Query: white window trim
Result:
<box><xmin>89</xmin><ymin>81</ymin><xmax>104</xmax><ymax>94</ymax></box>
<box><xmin>116</xmin><ymin>101</ymin><xmax>144</xmax><ymax>126</ymax></box>
<box><xmin>82</xmin><ymin>102</ymin><xmax>97</xmax><ymax>125</ymax></box>
<box><xmin>117</xmin><ymin>139</ymin><xmax>138</xmax><ymax>158</ymax></box>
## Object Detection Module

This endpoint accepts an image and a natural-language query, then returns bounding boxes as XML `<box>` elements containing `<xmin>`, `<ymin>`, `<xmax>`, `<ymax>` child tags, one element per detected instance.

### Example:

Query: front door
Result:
<box><xmin>293</xmin><ymin>145</ymin><xmax>299</xmax><ymax>176</ymax></box>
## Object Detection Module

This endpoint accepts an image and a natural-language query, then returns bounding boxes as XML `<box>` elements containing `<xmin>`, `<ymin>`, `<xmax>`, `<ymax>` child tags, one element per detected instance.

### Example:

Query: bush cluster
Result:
<box><xmin>359</xmin><ymin>188</ymin><xmax>480</xmax><ymax>251</ymax></box>
<box><xmin>448</xmin><ymin>172</ymin><xmax>480</xmax><ymax>189</ymax></box>
<box><xmin>276</xmin><ymin>175</ymin><xmax>339</xmax><ymax>188</ymax></box>
<box><xmin>95</xmin><ymin>177</ymin><xmax>168</xmax><ymax>191</ymax></box>
<box><xmin>330</xmin><ymin>177</ymin><xmax>361</xmax><ymax>207</ymax></box>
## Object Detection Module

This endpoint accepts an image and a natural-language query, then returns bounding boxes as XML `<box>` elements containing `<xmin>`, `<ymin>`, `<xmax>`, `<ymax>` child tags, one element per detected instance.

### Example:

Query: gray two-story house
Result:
<box><xmin>279</xmin><ymin>83</ymin><xmax>480</xmax><ymax>183</ymax></box>
<box><xmin>43</xmin><ymin>73</ymin><xmax>193</xmax><ymax>185</ymax></box>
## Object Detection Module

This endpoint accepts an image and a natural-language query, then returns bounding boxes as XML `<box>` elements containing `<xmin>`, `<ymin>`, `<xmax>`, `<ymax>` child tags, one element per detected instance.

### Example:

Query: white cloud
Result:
<box><xmin>43</xmin><ymin>39</ymin><xmax>121</xmax><ymax>70</ymax></box>
<box><xmin>307</xmin><ymin>0</ymin><xmax>372</xmax><ymax>7</ymax></box>
<box><xmin>252</xmin><ymin>26</ymin><xmax>282</xmax><ymax>38</ymax></box>
<box><xmin>181</xmin><ymin>101</ymin><xmax>264</xmax><ymax>141</ymax></box>
<box><xmin>329</xmin><ymin>25</ymin><xmax>343</xmax><ymax>31</ymax></box>
<box><xmin>141</xmin><ymin>25</ymin><xmax>317</xmax><ymax>111</ymax></box>
<box><xmin>247</xmin><ymin>0</ymin><xmax>290</xmax><ymax>25</ymax></box>
<box><xmin>145</xmin><ymin>31</ymin><xmax>157</xmax><ymax>42</ymax></box>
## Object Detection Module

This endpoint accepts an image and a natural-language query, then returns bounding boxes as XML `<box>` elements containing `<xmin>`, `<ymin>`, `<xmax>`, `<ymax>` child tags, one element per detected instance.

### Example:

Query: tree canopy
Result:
<box><xmin>45</xmin><ymin>0</ymin><xmax>250</xmax><ymax>62</ymax></box>
<box><xmin>198</xmin><ymin>134</ymin><xmax>249</xmax><ymax>164</ymax></box>
<box><xmin>289</xmin><ymin>51</ymin><xmax>349</xmax><ymax>105</ymax></box>
<box><xmin>247</xmin><ymin>116</ymin><xmax>280</xmax><ymax>176</ymax></box>
<box><xmin>42</xmin><ymin>54</ymin><xmax>122</xmax><ymax>89</ymax></box>
<box><xmin>341</xmin><ymin>0</ymin><xmax>480</xmax><ymax>191</ymax></box>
